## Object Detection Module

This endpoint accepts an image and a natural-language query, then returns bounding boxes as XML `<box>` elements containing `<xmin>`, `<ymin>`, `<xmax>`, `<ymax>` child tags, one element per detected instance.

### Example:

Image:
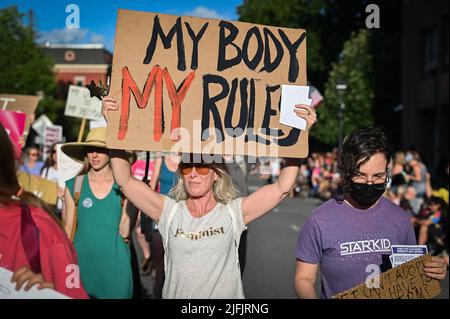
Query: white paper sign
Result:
<box><xmin>279</xmin><ymin>85</ymin><xmax>312</xmax><ymax>130</ymax></box>
<box><xmin>34</xmin><ymin>135</ymin><xmax>44</xmax><ymax>145</ymax></box>
<box><xmin>65</xmin><ymin>85</ymin><xmax>102</xmax><ymax>121</ymax></box>
<box><xmin>43</xmin><ymin>125</ymin><xmax>63</xmax><ymax>161</ymax></box>
<box><xmin>56</xmin><ymin>144</ymin><xmax>84</xmax><ymax>188</ymax></box>
<box><xmin>32</xmin><ymin>114</ymin><xmax>53</xmax><ymax>136</ymax></box>
<box><xmin>0</xmin><ymin>267</ymin><xmax>70</xmax><ymax>299</ymax></box>
<box><xmin>89</xmin><ymin>117</ymin><xmax>107</xmax><ymax>129</ymax></box>
<box><xmin>390</xmin><ymin>245</ymin><xmax>428</xmax><ymax>268</ymax></box>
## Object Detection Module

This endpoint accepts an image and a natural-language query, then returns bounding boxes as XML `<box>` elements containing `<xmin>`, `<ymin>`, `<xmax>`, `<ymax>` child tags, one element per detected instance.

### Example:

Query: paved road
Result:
<box><xmin>242</xmin><ymin>175</ymin><xmax>449</xmax><ymax>299</ymax></box>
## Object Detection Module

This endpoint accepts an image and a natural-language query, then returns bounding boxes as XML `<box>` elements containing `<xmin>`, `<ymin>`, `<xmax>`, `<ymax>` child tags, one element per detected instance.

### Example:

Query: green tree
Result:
<box><xmin>0</xmin><ymin>6</ymin><xmax>78</xmax><ymax>141</ymax></box>
<box><xmin>238</xmin><ymin>0</ymin><xmax>375</xmax><ymax>91</ymax></box>
<box><xmin>237</xmin><ymin>0</ymin><xmax>402</xmax><ymax>147</ymax></box>
<box><xmin>0</xmin><ymin>6</ymin><xmax>54</xmax><ymax>96</ymax></box>
<box><xmin>313</xmin><ymin>29</ymin><xmax>374</xmax><ymax>145</ymax></box>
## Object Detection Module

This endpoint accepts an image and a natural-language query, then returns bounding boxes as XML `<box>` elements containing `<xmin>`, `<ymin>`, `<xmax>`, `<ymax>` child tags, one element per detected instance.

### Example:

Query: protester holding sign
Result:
<box><xmin>105</xmin><ymin>10</ymin><xmax>309</xmax><ymax>159</ymax></box>
<box><xmin>62</xmin><ymin>127</ymin><xmax>134</xmax><ymax>299</ymax></box>
<box><xmin>294</xmin><ymin>127</ymin><xmax>447</xmax><ymax>299</ymax></box>
<box><xmin>103</xmin><ymin>97</ymin><xmax>316</xmax><ymax>298</ymax></box>
<box><xmin>0</xmin><ymin>123</ymin><xmax>88</xmax><ymax>299</ymax></box>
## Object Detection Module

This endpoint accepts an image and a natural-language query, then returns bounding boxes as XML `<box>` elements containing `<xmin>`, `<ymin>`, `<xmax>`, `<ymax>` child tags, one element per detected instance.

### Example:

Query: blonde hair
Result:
<box><xmin>394</xmin><ymin>151</ymin><xmax>405</xmax><ymax>165</ymax></box>
<box><xmin>169</xmin><ymin>164</ymin><xmax>237</xmax><ymax>204</ymax></box>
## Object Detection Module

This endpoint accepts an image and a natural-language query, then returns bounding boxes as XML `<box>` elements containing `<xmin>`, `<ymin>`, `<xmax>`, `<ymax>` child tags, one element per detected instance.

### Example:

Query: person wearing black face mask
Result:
<box><xmin>294</xmin><ymin>127</ymin><xmax>447</xmax><ymax>299</ymax></box>
<box><xmin>349</xmin><ymin>178</ymin><xmax>388</xmax><ymax>208</ymax></box>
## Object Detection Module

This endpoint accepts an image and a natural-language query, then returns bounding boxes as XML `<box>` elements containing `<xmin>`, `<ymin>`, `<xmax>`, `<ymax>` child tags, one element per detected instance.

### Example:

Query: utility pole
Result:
<box><xmin>336</xmin><ymin>83</ymin><xmax>347</xmax><ymax>151</ymax></box>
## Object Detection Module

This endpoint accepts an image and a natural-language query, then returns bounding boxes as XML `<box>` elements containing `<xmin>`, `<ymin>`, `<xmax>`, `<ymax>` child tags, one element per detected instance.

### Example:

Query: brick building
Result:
<box><xmin>41</xmin><ymin>43</ymin><xmax>112</xmax><ymax>98</ymax></box>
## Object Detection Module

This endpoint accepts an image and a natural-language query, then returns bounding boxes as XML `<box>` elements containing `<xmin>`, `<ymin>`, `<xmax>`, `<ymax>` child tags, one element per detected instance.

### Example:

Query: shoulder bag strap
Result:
<box><xmin>70</xmin><ymin>175</ymin><xmax>85</xmax><ymax>242</ymax></box>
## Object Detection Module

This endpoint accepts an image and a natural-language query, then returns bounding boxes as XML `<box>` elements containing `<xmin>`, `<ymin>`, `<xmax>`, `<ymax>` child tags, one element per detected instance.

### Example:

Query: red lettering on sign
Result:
<box><xmin>118</xmin><ymin>65</ymin><xmax>195</xmax><ymax>142</ymax></box>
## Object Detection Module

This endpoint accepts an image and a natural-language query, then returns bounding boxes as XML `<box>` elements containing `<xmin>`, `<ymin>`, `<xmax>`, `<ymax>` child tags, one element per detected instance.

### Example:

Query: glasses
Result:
<box><xmin>28</xmin><ymin>153</ymin><xmax>38</xmax><ymax>157</ymax></box>
<box><xmin>180</xmin><ymin>164</ymin><xmax>212</xmax><ymax>176</ymax></box>
<box><xmin>351</xmin><ymin>172</ymin><xmax>389</xmax><ymax>190</ymax></box>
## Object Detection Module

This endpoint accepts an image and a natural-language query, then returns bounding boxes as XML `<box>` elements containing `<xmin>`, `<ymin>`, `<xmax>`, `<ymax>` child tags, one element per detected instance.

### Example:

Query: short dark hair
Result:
<box><xmin>338</xmin><ymin>126</ymin><xmax>392</xmax><ymax>190</ymax></box>
<box><xmin>428</xmin><ymin>196</ymin><xmax>447</xmax><ymax>210</ymax></box>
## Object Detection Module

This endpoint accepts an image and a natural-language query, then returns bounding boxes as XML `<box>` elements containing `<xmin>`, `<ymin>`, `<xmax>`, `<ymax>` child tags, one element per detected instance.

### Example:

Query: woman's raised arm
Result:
<box><xmin>103</xmin><ymin>95</ymin><xmax>165</xmax><ymax>221</ymax></box>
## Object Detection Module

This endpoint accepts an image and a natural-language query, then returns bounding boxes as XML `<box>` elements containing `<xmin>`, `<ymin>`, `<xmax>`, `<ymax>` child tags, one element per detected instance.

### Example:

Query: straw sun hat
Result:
<box><xmin>61</xmin><ymin>127</ymin><xmax>135</xmax><ymax>164</ymax></box>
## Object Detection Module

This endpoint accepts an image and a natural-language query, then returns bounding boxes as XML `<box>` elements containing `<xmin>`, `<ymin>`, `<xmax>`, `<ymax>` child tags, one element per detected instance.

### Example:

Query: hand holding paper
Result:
<box><xmin>279</xmin><ymin>85</ymin><xmax>313</xmax><ymax>130</ymax></box>
<box><xmin>0</xmin><ymin>267</ymin><xmax>69</xmax><ymax>299</ymax></box>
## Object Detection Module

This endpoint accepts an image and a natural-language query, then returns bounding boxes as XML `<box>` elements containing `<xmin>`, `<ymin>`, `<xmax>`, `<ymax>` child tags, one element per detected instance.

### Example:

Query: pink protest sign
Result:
<box><xmin>0</xmin><ymin>110</ymin><xmax>26</xmax><ymax>158</ymax></box>
<box><xmin>131</xmin><ymin>159</ymin><xmax>155</xmax><ymax>181</ymax></box>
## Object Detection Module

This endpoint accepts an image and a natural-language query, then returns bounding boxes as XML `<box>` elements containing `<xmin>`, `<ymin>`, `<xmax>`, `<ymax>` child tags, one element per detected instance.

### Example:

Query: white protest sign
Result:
<box><xmin>34</xmin><ymin>135</ymin><xmax>44</xmax><ymax>145</ymax></box>
<box><xmin>390</xmin><ymin>245</ymin><xmax>428</xmax><ymax>268</ymax></box>
<box><xmin>279</xmin><ymin>85</ymin><xmax>312</xmax><ymax>131</ymax></box>
<box><xmin>89</xmin><ymin>117</ymin><xmax>107</xmax><ymax>129</ymax></box>
<box><xmin>0</xmin><ymin>267</ymin><xmax>70</xmax><ymax>299</ymax></box>
<box><xmin>32</xmin><ymin>114</ymin><xmax>53</xmax><ymax>136</ymax></box>
<box><xmin>65</xmin><ymin>85</ymin><xmax>103</xmax><ymax>121</ymax></box>
<box><xmin>43</xmin><ymin>125</ymin><xmax>63</xmax><ymax>160</ymax></box>
<box><xmin>56</xmin><ymin>144</ymin><xmax>84</xmax><ymax>188</ymax></box>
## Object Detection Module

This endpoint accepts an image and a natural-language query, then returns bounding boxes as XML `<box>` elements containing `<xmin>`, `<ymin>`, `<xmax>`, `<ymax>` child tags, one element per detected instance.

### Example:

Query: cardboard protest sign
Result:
<box><xmin>56</xmin><ymin>144</ymin><xmax>84</xmax><ymax>189</ymax></box>
<box><xmin>333</xmin><ymin>255</ymin><xmax>441</xmax><ymax>299</ymax></box>
<box><xmin>0</xmin><ymin>94</ymin><xmax>39</xmax><ymax>135</ymax></box>
<box><xmin>65</xmin><ymin>85</ymin><xmax>103</xmax><ymax>121</ymax></box>
<box><xmin>0</xmin><ymin>110</ymin><xmax>26</xmax><ymax>159</ymax></box>
<box><xmin>106</xmin><ymin>10</ymin><xmax>308</xmax><ymax>158</ymax></box>
<box><xmin>17</xmin><ymin>172</ymin><xmax>58</xmax><ymax>205</ymax></box>
<box><xmin>43</xmin><ymin>125</ymin><xmax>63</xmax><ymax>161</ymax></box>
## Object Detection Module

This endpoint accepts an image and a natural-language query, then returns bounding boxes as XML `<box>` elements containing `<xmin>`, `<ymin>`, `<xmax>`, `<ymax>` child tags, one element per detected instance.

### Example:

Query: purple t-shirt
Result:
<box><xmin>295</xmin><ymin>196</ymin><xmax>416</xmax><ymax>299</ymax></box>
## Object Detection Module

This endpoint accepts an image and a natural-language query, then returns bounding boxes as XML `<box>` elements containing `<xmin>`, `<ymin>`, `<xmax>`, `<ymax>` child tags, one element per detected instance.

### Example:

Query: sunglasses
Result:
<box><xmin>28</xmin><ymin>153</ymin><xmax>38</xmax><ymax>157</ymax></box>
<box><xmin>86</xmin><ymin>146</ymin><xmax>107</xmax><ymax>154</ymax></box>
<box><xmin>180</xmin><ymin>164</ymin><xmax>213</xmax><ymax>176</ymax></box>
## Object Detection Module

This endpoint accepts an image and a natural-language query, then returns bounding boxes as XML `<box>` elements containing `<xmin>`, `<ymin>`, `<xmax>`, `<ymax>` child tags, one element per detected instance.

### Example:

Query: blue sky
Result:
<box><xmin>1</xmin><ymin>0</ymin><xmax>244</xmax><ymax>51</ymax></box>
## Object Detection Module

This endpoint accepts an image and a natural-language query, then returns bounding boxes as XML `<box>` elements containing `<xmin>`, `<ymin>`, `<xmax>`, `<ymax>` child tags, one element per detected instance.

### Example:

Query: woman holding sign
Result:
<box><xmin>102</xmin><ymin>95</ymin><xmax>317</xmax><ymax>298</ymax></box>
<box><xmin>294</xmin><ymin>127</ymin><xmax>447</xmax><ymax>299</ymax></box>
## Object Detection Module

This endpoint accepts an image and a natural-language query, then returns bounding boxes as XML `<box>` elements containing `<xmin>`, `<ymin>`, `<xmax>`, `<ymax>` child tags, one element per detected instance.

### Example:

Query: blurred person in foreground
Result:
<box><xmin>0</xmin><ymin>123</ymin><xmax>88</xmax><ymax>299</ymax></box>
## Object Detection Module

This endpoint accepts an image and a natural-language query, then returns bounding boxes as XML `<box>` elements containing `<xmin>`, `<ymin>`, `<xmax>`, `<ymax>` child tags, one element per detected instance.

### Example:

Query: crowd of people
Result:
<box><xmin>0</xmin><ymin>94</ymin><xmax>448</xmax><ymax>299</ymax></box>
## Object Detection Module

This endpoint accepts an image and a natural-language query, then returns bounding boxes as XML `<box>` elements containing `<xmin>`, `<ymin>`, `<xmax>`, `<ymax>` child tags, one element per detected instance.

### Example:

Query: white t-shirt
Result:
<box><xmin>41</xmin><ymin>166</ymin><xmax>58</xmax><ymax>183</ymax></box>
<box><xmin>157</xmin><ymin>196</ymin><xmax>246</xmax><ymax>299</ymax></box>
<box><xmin>41</xmin><ymin>166</ymin><xmax>62</xmax><ymax>211</ymax></box>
